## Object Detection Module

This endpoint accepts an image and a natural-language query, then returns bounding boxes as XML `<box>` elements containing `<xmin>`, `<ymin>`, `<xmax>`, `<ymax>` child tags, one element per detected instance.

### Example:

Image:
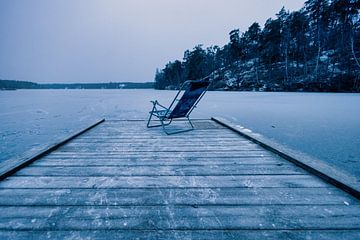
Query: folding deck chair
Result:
<box><xmin>147</xmin><ymin>78</ymin><xmax>210</xmax><ymax>135</ymax></box>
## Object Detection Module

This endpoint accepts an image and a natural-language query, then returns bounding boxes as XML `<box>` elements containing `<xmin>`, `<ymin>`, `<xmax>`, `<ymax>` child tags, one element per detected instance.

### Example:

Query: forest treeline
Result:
<box><xmin>0</xmin><ymin>80</ymin><xmax>153</xmax><ymax>90</ymax></box>
<box><xmin>155</xmin><ymin>0</ymin><xmax>360</xmax><ymax>92</ymax></box>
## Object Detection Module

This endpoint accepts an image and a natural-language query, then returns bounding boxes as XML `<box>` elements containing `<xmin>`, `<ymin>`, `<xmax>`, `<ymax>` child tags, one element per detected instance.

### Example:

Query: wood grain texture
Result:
<box><xmin>14</xmin><ymin>164</ymin><xmax>305</xmax><ymax>176</ymax></box>
<box><xmin>0</xmin><ymin>119</ymin><xmax>359</xmax><ymax>239</ymax></box>
<box><xmin>0</xmin><ymin>230</ymin><xmax>359</xmax><ymax>240</ymax></box>
<box><xmin>0</xmin><ymin>188</ymin><xmax>357</xmax><ymax>206</ymax></box>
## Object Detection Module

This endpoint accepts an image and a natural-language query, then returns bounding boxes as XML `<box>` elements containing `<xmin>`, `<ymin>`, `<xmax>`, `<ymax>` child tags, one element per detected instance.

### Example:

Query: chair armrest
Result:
<box><xmin>150</xmin><ymin>100</ymin><xmax>168</xmax><ymax>109</ymax></box>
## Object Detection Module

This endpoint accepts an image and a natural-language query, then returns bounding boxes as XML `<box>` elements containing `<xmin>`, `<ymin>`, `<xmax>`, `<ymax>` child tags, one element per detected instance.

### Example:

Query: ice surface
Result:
<box><xmin>197</xmin><ymin>91</ymin><xmax>360</xmax><ymax>178</ymax></box>
<box><xmin>0</xmin><ymin>89</ymin><xmax>359</xmax><ymax>179</ymax></box>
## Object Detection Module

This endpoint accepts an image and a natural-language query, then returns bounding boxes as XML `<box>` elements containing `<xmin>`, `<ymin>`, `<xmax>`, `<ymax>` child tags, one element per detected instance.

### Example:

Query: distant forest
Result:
<box><xmin>0</xmin><ymin>80</ymin><xmax>153</xmax><ymax>90</ymax></box>
<box><xmin>155</xmin><ymin>0</ymin><xmax>360</xmax><ymax>92</ymax></box>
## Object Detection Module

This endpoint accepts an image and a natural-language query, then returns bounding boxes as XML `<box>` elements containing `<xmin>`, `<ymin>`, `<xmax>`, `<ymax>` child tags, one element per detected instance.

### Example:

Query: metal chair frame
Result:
<box><xmin>147</xmin><ymin>80</ymin><xmax>209</xmax><ymax>135</ymax></box>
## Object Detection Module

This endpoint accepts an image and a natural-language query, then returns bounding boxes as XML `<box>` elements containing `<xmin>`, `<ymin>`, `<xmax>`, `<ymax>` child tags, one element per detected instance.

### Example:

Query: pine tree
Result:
<box><xmin>228</xmin><ymin>29</ymin><xmax>243</xmax><ymax>62</ymax></box>
<box><xmin>242</xmin><ymin>22</ymin><xmax>262</xmax><ymax>83</ymax></box>
<box><xmin>183</xmin><ymin>45</ymin><xmax>209</xmax><ymax>80</ymax></box>
<box><xmin>154</xmin><ymin>69</ymin><xmax>165</xmax><ymax>90</ymax></box>
<box><xmin>304</xmin><ymin>0</ymin><xmax>330</xmax><ymax>81</ymax></box>
<box><xmin>259</xmin><ymin>18</ymin><xmax>282</xmax><ymax>83</ymax></box>
<box><xmin>277</xmin><ymin>7</ymin><xmax>291</xmax><ymax>84</ymax></box>
<box><xmin>288</xmin><ymin>10</ymin><xmax>310</xmax><ymax>77</ymax></box>
<box><xmin>331</xmin><ymin>0</ymin><xmax>360</xmax><ymax>89</ymax></box>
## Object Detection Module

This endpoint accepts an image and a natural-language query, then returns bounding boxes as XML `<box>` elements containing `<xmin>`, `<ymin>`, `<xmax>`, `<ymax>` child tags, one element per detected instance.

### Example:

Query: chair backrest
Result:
<box><xmin>168</xmin><ymin>79</ymin><xmax>210</xmax><ymax>119</ymax></box>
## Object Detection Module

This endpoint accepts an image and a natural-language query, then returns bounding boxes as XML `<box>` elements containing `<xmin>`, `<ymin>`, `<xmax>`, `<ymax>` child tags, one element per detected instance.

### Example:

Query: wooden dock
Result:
<box><xmin>0</xmin><ymin>119</ymin><xmax>359</xmax><ymax>239</ymax></box>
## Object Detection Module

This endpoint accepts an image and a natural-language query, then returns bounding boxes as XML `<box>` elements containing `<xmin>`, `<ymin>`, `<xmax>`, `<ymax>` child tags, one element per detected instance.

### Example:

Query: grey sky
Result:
<box><xmin>0</xmin><ymin>0</ymin><xmax>305</xmax><ymax>83</ymax></box>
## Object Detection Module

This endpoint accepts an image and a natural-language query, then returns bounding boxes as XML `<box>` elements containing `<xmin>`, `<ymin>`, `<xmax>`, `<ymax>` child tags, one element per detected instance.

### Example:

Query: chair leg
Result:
<box><xmin>147</xmin><ymin>105</ymin><xmax>163</xmax><ymax>128</ymax></box>
<box><xmin>147</xmin><ymin>113</ymin><xmax>172</xmax><ymax>128</ymax></box>
<box><xmin>187</xmin><ymin>117</ymin><xmax>195</xmax><ymax>129</ymax></box>
<box><xmin>146</xmin><ymin>113</ymin><xmax>158</xmax><ymax>128</ymax></box>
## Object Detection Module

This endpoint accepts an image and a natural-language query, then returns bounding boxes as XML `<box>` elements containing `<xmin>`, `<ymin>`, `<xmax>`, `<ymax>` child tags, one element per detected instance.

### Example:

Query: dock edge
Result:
<box><xmin>0</xmin><ymin>119</ymin><xmax>105</xmax><ymax>181</ymax></box>
<box><xmin>211</xmin><ymin>117</ymin><xmax>360</xmax><ymax>200</ymax></box>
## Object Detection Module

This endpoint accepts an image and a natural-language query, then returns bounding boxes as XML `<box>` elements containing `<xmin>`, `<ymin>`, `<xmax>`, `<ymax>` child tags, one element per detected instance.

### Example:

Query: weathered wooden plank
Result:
<box><xmin>71</xmin><ymin>138</ymin><xmax>248</xmax><ymax>143</ymax></box>
<box><xmin>84</xmin><ymin>122</ymin><xmax>225</xmax><ymax>129</ymax></box>
<box><xmin>2</xmin><ymin>205</ymin><xmax>360</xmax><ymax>221</ymax></box>
<box><xmin>91</xmin><ymin>122</ymin><xmax>224</xmax><ymax>127</ymax></box>
<box><xmin>98</xmin><ymin>119</ymin><xmax>223</xmax><ymax>126</ymax></box>
<box><xmin>0</xmin><ymin>205</ymin><xmax>360</xmax><ymax>230</ymax></box>
<box><xmin>66</xmin><ymin>142</ymin><xmax>251</xmax><ymax>147</ymax></box>
<box><xmin>83</xmin><ymin>131</ymin><xmax>232</xmax><ymax>136</ymax></box>
<box><xmin>87</xmin><ymin>127</ymin><xmax>227</xmax><ymax>133</ymax></box>
<box><xmin>38</xmin><ymin>154</ymin><xmax>277</xmax><ymax>160</ymax></box>
<box><xmin>87</xmin><ymin>131</ymin><xmax>235</xmax><ymax>136</ymax></box>
<box><xmin>79</xmin><ymin>133</ymin><xmax>237</xmax><ymax>138</ymax></box>
<box><xmin>87</xmin><ymin>120</ymin><xmax>213</xmax><ymax>124</ymax></box>
<box><xmin>64</xmin><ymin>141</ymin><xmax>256</xmax><ymax>148</ymax></box>
<box><xmin>1</xmin><ymin>230</ymin><xmax>359</xmax><ymax>240</ymax></box>
<box><xmin>32</xmin><ymin>157</ymin><xmax>282</xmax><ymax>167</ymax></box>
<box><xmin>57</xmin><ymin>145</ymin><xmax>262</xmax><ymax>152</ymax></box>
<box><xmin>77</xmin><ymin>135</ymin><xmax>239</xmax><ymax>140</ymax></box>
<box><xmin>77</xmin><ymin>123</ymin><xmax>229</xmax><ymax>130</ymax></box>
<box><xmin>14</xmin><ymin>164</ymin><xmax>305</xmax><ymax>176</ymax></box>
<box><xmin>0</xmin><ymin>175</ymin><xmax>327</xmax><ymax>189</ymax></box>
<box><xmin>38</xmin><ymin>155</ymin><xmax>277</xmax><ymax>160</ymax></box>
<box><xmin>48</xmin><ymin>151</ymin><xmax>272</xmax><ymax>157</ymax></box>
<box><xmin>75</xmin><ymin>136</ymin><xmax>244</xmax><ymax>141</ymax></box>
<box><xmin>0</xmin><ymin>188</ymin><xmax>357</xmax><ymax>206</ymax></box>
<box><xmin>78</xmin><ymin>133</ymin><xmax>240</xmax><ymax>139</ymax></box>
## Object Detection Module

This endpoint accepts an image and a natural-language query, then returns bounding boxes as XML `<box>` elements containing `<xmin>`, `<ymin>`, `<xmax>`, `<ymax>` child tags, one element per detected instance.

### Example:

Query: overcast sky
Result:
<box><xmin>0</xmin><ymin>0</ymin><xmax>305</xmax><ymax>83</ymax></box>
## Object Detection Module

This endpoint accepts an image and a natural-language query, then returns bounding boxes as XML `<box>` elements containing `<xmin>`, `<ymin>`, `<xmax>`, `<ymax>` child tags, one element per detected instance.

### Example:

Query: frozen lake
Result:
<box><xmin>1</xmin><ymin>89</ymin><xmax>359</xmax><ymax>179</ymax></box>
